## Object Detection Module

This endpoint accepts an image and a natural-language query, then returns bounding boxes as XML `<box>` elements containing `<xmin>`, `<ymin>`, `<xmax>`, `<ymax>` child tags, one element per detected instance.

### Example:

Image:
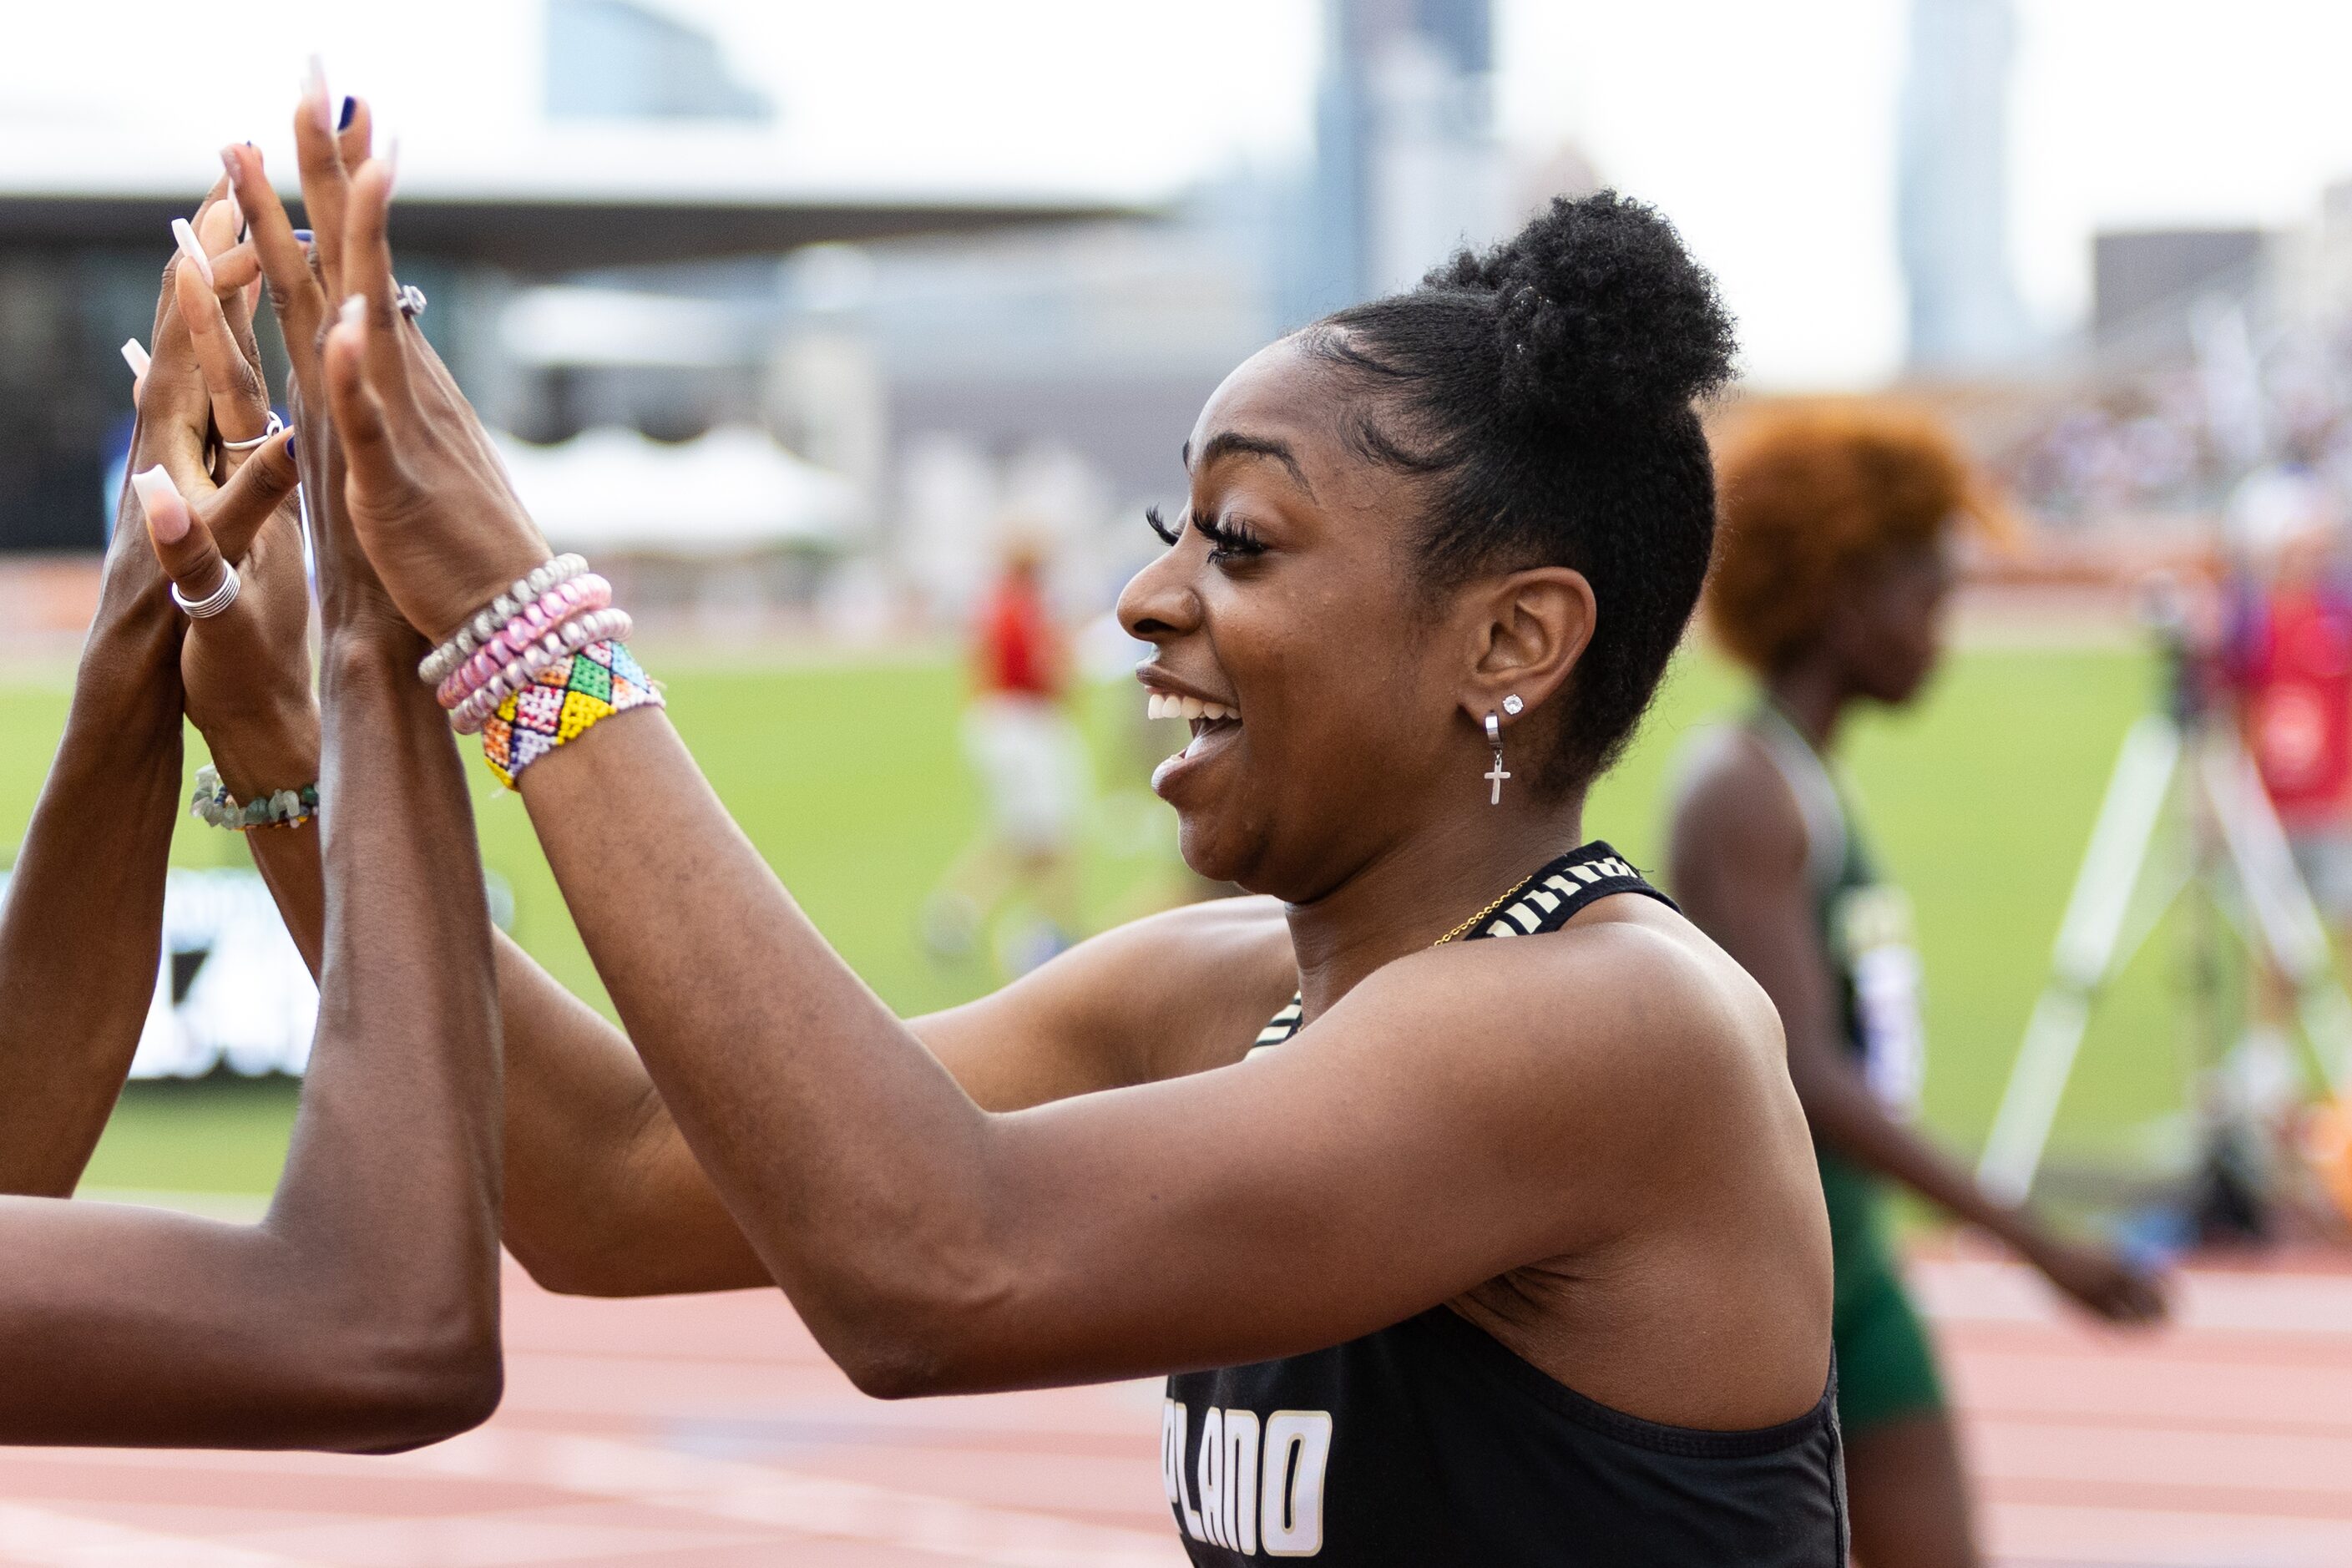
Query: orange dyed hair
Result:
<box><xmin>1706</xmin><ymin>401</ymin><xmax>2000</xmax><ymax>675</ymax></box>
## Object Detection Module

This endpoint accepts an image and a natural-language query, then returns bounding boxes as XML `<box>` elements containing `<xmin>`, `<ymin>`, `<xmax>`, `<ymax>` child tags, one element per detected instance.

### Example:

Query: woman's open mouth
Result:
<box><xmin>1146</xmin><ymin>690</ymin><xmax>1242</xmax><ymax>794</ymax></box>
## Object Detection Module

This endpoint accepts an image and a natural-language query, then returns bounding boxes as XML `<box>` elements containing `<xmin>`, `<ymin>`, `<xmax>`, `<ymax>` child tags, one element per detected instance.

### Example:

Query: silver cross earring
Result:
<box><xmin>1485</xmin><ymin>711</ymin><xmax>1511</xmax><ymax>805</ymax></box>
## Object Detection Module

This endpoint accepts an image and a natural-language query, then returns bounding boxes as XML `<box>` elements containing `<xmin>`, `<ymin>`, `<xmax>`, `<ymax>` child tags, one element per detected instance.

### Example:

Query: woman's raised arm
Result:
<box><xmin>0</xmin><ymin>185</ymin><xmax>273</xmax><ymax>1196</ymax></box>
<box><xmin>0</xmin><ymin>151</ymin><xmax>506</xmax><ymax>1447</ymax></box>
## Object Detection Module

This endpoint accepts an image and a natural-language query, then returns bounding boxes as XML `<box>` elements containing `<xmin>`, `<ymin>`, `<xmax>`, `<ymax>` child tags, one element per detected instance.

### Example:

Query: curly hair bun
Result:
<box><xmin>1432</xmin><ymin>191</ymin><xmax>1737</xmax><ymax>431</ymax></box>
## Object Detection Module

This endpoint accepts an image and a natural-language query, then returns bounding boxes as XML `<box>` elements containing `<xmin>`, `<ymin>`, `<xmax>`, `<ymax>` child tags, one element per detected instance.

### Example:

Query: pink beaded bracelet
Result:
<box><xmin>437</xmin><ymin>574</ymin><xmax>613</xmax><ymax>711</ymax></box>
<box><xmin>451</xmin><ymin>608</ymin><xmax>635</xmax><ymax>734</ymax></box>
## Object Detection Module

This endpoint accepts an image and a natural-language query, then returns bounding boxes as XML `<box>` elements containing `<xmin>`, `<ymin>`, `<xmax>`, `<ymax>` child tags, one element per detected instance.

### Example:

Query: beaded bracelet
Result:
<box><xmin>189</xmin><ymin>763</ymin><xmax>319</xmax><ymax>831</ymax></box>
<box><xmin>417</xmin><ymin>554</ymin><xmax>589</xmax><ymax>687</ymax></box>
<box><xmin>481</xmin><ymin>640</ymin><xmax>663</xmax><ymax>788</ymax></box>
<box><xmin>450</xmin><ymin>608</ymin><xmax>634</xmax><ymax>734</ymax></box>
<box><xmin>437</xmin><ymin>574</ymin><xmax>613</xmax><ymax>711</ymax></box>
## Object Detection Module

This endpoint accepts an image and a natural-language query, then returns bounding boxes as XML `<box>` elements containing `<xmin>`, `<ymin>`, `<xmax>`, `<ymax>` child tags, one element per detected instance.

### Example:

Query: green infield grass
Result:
<box><xmin>0</xmin><ymin>639</ymin><xmax>2227</xmax><ymax>1198</ymax></box>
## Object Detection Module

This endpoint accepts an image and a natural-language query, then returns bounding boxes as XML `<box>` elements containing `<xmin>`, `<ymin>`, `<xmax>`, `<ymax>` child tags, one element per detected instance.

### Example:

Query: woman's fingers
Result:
<box><xmin>221</xmin><ymin>144</ymin><xmax>326</xmax><ymax>392</ymax></box>
<box><xmin>295</xmin><ymin>62</ymin><xmax>352</xmax><ymax>301</ymax></box>
<box><xmin>323</xmin><ymin>296</ymin><xmax>411</xmax><ymax>521</ymax></box>
<box><xmin>339</xmin><ymin>155</ymin><xmax>413</xmax><ymax>402</ymax></box>
<box><xmin>173</xmin><ymin>243</ymin><xmax>271</xmax><ymax>451</ymax></box>
<box><xmin>336</xmin><ymin>95</ymin><xmax>372</xmax><ymax>175</ymax></box>
<box><xmin>131</xmin><ymin>465</ymin><xmax>232</xmax><ymax>607</ymax></box>
<box><xmin>122</xmin><ymin>337</ymin><xmax>150</xmax><ymax>408</ymax></box>
<box><xmin>199</xmin><ymin>427</ymin><xmax>302</xmax><ymax>562</ymax></box>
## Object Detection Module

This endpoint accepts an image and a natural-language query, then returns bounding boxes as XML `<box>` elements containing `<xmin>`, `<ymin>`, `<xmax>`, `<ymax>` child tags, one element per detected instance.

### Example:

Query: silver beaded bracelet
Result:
<box><xmin>417</xmin><ymin>554</ymin><xmax>589</xmax><ymax>686</ymax></box>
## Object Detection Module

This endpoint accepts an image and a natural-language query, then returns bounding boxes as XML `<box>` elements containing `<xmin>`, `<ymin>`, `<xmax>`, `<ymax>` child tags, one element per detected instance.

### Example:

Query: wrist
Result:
<box><xmin>206</xmin><ymin>729</ymin><xmax>322</xmax><ymax>806</ymax></box>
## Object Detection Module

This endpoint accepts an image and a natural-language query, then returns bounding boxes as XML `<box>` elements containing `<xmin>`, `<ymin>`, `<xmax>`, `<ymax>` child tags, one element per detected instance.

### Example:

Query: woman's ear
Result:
<box><xmin>1457</xmin><ymin>566</ymin><xmax>1596</xmax><ymax>726</ymax></box>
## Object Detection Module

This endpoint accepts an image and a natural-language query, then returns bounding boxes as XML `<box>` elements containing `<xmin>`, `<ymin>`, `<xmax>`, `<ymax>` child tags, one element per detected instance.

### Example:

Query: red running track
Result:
<box><xmin>0</xmin><ymin>1250</ymin><xmax>2345</xmax><ymax>1565</ymax></box>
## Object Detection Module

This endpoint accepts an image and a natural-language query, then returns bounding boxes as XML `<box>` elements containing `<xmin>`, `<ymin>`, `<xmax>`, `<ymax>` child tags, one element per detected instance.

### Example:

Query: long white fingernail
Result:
<box><xmin>379</xmin><ymin>134</ymin><xmax>400</xmax><ymax>194</ymax></box>
<box><xmin>120</xmin><ymin>338</ymin><xmax>150</xmax><ymax>380</ymax></box>
<box><xmin>170</xmin><ymin>218</ymin><xmax>215</xmax><ymax>287</ymax></box>
<box><xmin>340</xmin><ymin>293</ymin><xmax>366</xmax><ymax>326</ymax></box>
<box><xmin>130</xmin><ymin>466</ymin><xmax>190</xmax><ymax>543</ymax></box>
<box><xmin>224</xmin><ymin>188</ymin><xmax>244</xmax><ymax>238</ymax></box>
<box><xmin>306</xmin><ymin>55</ymin><xmax>330</xmax><ymax>133</ymax></box>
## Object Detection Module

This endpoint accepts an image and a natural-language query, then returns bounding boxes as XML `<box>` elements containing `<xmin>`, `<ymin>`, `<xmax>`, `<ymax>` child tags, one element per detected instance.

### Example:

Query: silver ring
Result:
<box><xmin>219</xmin><ymin>409</ymin><xmax>286</xmax><ymax>453</ymax></box>
<box><xmin>172</xmin><ymin>563</ymin><xmax>241</xmax><ymax>620</ymax></box>
<box><xmin>396</xmin><ymin>282</ymin><xmax>427</xmax><ymax>320</ymax></box>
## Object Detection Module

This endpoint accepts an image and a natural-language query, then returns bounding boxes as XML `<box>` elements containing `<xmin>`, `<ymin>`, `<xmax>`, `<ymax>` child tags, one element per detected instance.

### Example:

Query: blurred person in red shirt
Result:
<box><xmin>923</xmin><ymin>531</ymin><xmax>1090</xmax><ymax>974</ymax></box>
<box><xmin>2233</xmin><ymin>518</ymin><xmax>2352</xmax><ymax>924</ymax></box>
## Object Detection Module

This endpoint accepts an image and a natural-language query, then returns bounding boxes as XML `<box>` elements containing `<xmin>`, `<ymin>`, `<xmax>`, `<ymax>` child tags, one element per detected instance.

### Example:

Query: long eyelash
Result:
<box><xmin>1194</xmin><ymin>513</ymin><xmax>1265</xmax><ymax>561</ymax></box>
<box><xmin>1146</xmin><ymin>504</ymin><xmax>1180</xmax><ymax>546</ymax></box>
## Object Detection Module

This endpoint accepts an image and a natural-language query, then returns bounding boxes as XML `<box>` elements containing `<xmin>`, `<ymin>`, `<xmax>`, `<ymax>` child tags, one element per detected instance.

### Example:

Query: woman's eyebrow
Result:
<box><xmin>1181</xmin><ymin>432</ymin><xmax>1315</xmax><ymax>498</ymax></box>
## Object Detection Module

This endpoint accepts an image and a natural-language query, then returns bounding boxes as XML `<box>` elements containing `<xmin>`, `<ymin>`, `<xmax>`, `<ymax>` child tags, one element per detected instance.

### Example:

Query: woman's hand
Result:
<box><xmin>238</xmin><ymin>102</ymin><xmax>549</xmax><ymax>645</ymax></box>
<box><xmin>2016</xmin><ymin>1226</ymin><xmax>2169</xmax><ymax>1326</ymax></box>
<box><xmin>133</xmin><ymin>453</ymin><xmax>309</xmax><ymax>797</ymax></box>
<box><xmin>144</xmin><ymin>195</ymin><xmax>315</xmax><ymax>800</ymax></box>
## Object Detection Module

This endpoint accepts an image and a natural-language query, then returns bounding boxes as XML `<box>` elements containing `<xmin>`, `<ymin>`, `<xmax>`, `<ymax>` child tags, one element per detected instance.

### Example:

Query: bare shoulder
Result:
<box><xmin>1333</xmin><ymin>893</ymin><xmax>1791</xmax><ymax>1185</ymax></box>
<box><xmin>1066</xmin><ymin>897</ymin><xmax>1300</xmax><ymax>1079</ymax></box>
<box><xmin>922</xmin><ymin>895</ymin><xmax>1298</xmax><ymax>1100</ymax></box>
<box><xmin>1670</xmin><ymin>723</ymin><xmax>1796</xmax><ymax>844</ymax></box>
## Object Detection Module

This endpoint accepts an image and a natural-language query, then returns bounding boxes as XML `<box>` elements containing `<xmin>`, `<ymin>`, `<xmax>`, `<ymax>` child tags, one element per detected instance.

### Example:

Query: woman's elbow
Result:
<box><xmin>819</xmin><ymin>1272</ymin><xmax>1024</xmax><ymax>1401</ymax></box>
<box><xmin>301</xmin><ymin>1299</ymin><xmax>505</xmax><ymax>1453</ymax></box>
<box><xmin>326</xmin><ymin>1338</ymin><xmax>504</xmax><ymax>1453</ymax></box>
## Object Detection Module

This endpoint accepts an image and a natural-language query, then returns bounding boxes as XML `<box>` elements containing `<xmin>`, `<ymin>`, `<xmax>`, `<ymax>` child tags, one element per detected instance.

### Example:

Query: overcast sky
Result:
<box><xmin>690</xmin><ymin>0</ymin><xmax>2352</xmax><ymax>387</ymax></box>
<box><xmin>12</xmin><ymin>0</ymin><xmax>2352</xmax><ymax>387</ymax></box>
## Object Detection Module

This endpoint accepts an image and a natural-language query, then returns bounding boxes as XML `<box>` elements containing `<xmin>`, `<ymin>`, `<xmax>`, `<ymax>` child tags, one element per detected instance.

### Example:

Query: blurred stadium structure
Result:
<box><xmin>0</xmin><ymin>0</ymin><xmax>1597</xmax><ymax>645</ymax></box>
<box><xmin>5</xmin><ymin>0</ymin><xmax>2351</xmax><ymax>625</ymax></box>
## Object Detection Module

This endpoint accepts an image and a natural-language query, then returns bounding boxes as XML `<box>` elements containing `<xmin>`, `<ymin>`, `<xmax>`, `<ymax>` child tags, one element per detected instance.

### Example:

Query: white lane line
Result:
<box><xmin>400</xmin><ymin>1429</ymin><xmax>1186</xmax><ymax>1567</ymax></box>
<box><xmin>0</xmin><ymin>1502</ymin><xmax>322</xmax><ymax>1568</ymax></box>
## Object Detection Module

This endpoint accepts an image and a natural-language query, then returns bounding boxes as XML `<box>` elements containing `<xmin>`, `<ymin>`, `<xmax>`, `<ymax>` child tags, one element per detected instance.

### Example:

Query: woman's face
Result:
<box><xmin>1115</xmin><ymin>337</ymin><xmax>1477</xmax><ymax>898</ymax></box>
<box><xmin>1829</xmin><ymin>536</ymin><xmax>1955</xmax><ymax>708</ymax></box>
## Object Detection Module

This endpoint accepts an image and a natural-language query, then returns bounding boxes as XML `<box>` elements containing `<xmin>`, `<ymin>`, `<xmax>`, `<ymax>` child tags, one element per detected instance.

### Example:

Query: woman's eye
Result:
<box><xmin>1196</xmin><ymin>516</ymin><xmax>1265</xmax><ymax>563</ymax></box>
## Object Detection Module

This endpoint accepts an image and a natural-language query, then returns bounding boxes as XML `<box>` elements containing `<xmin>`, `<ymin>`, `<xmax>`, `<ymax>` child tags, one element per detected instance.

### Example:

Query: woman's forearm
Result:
<box><xmin>517</xmin><ymin>711</ymin><xmax>1002</xmax><ymax>1381</ymax></box>
<box><xmin>0</xmin><ymin>552</ymin><xmax>188</xmax><ymax>1196</ymax></box>
<box><xmin>263</xmin><ymin>630</ymin><xmax>503</xmax><ymax>1334</ymax></box>
<box><xmin>1793</xmin><ymin>1053</ymin><xmax>2046</xmax><ymax>1251</ymax></box>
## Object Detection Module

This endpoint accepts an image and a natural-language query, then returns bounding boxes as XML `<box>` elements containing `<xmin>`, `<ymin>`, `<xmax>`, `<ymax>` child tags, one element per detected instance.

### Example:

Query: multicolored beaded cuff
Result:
<box><xmin>480</xmin><ymin>639</ymin><xmax>663</xmax><ymax>789</ymax></box>
<box><xmin>190</xmin><ymin>763</ymin><xmax>319</xmax><ymax>831</ymax></box>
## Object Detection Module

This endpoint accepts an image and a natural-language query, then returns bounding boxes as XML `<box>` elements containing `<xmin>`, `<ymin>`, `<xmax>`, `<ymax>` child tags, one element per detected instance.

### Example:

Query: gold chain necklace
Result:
<box><xmin>1434</xmin><ymin>882</ymin><xmax>1523</xmax><ymax>946</ymax></box>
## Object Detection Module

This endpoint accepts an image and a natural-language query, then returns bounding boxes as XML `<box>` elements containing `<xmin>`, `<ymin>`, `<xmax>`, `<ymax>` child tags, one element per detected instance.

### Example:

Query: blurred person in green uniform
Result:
<box><xmin>1669</xmin><ymin>403</ymin><xmax>2169</xmax><ymax>1568</ymax></box>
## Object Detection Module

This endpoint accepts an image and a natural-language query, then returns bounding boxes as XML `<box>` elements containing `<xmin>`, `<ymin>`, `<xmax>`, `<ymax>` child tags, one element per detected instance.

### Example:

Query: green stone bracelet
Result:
<box><xmin>189</xmin><ymin>764</ymin><xmax>319</xmax><ymax>832</ymax></box>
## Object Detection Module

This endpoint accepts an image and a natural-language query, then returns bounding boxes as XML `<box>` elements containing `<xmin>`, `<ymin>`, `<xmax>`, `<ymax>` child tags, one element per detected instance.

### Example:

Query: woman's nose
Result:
<box><xmin>1116</xmin><ymin>545</ymin><xmax>1200</xmax><ymax>644</ymax></box>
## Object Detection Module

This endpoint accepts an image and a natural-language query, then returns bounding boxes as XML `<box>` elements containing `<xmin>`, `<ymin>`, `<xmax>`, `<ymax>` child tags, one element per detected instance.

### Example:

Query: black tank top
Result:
<box><xmin>1162</xmin><ymin>842</ymin><xmax>1847</xmax><ymax>1564</ymax></box>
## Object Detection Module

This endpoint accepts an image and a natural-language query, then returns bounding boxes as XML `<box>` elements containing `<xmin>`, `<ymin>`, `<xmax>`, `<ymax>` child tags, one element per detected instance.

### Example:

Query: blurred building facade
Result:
<box><xmin>1898</xmin><ymin>0</ymin><xmax>2033</xmax><ymax>372</ymax></box>
<box><xmin>0</xmin><ymin>1</ymin><xmax>1121</xmax><ymax>559</ymax></box>
<box><xmin>1301</xmin><ymin>0</ymin><xmax>1505</xmax><ymax>317</ymax></box>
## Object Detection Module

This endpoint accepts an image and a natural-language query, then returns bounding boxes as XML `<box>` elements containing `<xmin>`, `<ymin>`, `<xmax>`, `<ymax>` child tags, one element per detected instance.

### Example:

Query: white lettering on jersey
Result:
<box><xmin>1198</xmin><ymin>1407</ymin><xmax>1228</xmax><ymax>1548</ymax></box>
<box><xmin>1161</xmin><ymin>1400</ymin><xmax>1183</xmax><ymax>1509</ymax></box>
<box><xmin>1166</xmin><ymin>1399</ymin><xmax>1208</xmax><ymax>1540</ymax></box>
<box><xmin>1262</xmin><ymin>1409</ymin><xmax>1333</xmax><ymax>1556</ymax></box>
<box><xmin>1222</xmin><ymin>1408</ymin><xmax>1262</xmax><ymax>1555</ymax></box>
<box><xmin>1168</xmin><ymin>1402</ymin><xmax>1331</xmax><ymax>1556</ymax></box>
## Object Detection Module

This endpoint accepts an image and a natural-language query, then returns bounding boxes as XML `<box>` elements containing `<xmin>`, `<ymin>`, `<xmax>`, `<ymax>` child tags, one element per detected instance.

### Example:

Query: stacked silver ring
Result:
<box><xmin>172</xmin><ymin>564</ymin><xmax>241</xmax><ymax>620</ymax></box>
<box><xmin>220</xmin><ymin>409</ymin><xmax>286</xmax><ymax>453</ymax></box>
<box><xmin>397</xmin><ymin>282</ymin><xmax>427</xmax><ymax>320</ymax></box>
<box><xmin>417</xmin><ymin>554</ymin><xmax>589</xmax><ymax>685</ymax></box>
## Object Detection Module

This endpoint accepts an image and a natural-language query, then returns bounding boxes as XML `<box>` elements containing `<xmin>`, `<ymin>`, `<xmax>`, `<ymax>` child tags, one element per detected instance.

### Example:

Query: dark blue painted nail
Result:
<box><xmin>292</xmin><ymin>229</ymin><xmax>314</xmax><ymax>244</ymax></box>
<box><xmin>337</xmin><ymin>95</ymin><xmax>356</xmax><ymax>130</ymax></box>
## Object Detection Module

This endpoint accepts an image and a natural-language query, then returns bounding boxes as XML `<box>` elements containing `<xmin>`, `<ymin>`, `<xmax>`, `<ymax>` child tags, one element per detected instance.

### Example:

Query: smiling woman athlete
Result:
<box><xmin>210</xmin><ymin>109</ymin><xmax>1842</xmax><ymax>1559</ymax></box>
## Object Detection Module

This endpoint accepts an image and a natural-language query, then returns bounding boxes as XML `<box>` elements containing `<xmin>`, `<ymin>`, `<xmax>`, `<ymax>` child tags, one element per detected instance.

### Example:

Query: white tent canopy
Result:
<box><xmin>493</xmin><ymin>425</ymin><xmax>863</xmax><ymax>557</ymax></box>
